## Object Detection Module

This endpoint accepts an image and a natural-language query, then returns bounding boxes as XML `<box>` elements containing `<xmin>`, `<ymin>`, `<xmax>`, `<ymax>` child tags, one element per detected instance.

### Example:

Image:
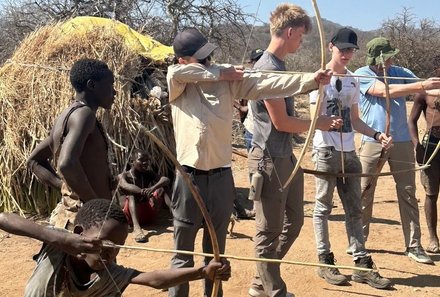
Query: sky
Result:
<box><xmin>237</xmin><ymin>0</ymin><xmax>440</xmax><ymax>31</ymax></box>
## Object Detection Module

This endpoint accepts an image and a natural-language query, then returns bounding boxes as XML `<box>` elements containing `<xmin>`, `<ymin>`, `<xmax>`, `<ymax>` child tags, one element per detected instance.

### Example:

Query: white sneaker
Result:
<box><xmin>248</xmin><ymin>286</ymin><xmax>268</xmax><ymax>297</ymax></box>
<box><xmin>248</xmin><ymin>287</ymin><xmax>294</xmax><ymax>297</ymax></box>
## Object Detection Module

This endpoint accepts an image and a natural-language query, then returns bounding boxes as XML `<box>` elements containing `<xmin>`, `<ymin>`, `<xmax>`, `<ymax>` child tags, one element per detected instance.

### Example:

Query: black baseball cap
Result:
<box><xmin>331</xmin><ymin>27</ymin><xmax>359</xmax><ymax>50</ymax></box>
<box><xmin>172</xmin><ymin>28</ymin><xmax>217</xmax><ymax>59</ymax></box>
<box><xmin>249</xmin><ymin>48</ymin><xmax>264</xmax><ymax>62</ymax></box>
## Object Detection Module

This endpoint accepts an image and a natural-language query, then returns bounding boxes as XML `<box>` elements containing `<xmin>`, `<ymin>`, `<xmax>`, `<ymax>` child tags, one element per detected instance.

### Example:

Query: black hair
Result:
<box><xmin>74</xmin><ymin>199</ymin><xmax>127</xmax><ymax>230</ymax></box>
<box><xmin>132</xmin><ymin>149</ymin><xmax>149</xmax><ymax>160</ymax></box>
<box><xmin>69</xmin><ymin>59</ymin><xmax>112</xmax><ymax>92</ymax></box>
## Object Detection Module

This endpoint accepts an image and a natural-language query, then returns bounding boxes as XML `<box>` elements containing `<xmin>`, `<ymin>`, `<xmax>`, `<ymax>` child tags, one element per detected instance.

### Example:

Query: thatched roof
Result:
<box><xmin>0</xmin><ymin>17</ymin><xmax>176</xmax><ymax>214</ymax></box>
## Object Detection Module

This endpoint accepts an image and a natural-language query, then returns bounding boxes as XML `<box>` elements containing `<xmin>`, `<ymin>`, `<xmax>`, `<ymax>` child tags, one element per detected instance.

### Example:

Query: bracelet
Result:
<box><xmin>420</xmin><ymin>81</ymin><xmax>426</xmax><ymax>91</ymax></box>
<box><xmin>373</xmin><ymin>131</ymin><xmax>381</xmax><ymax>141</ymax></box>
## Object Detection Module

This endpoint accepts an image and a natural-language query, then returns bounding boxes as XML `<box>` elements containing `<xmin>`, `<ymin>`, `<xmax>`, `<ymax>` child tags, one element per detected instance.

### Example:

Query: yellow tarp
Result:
<box><xmin>60</xmin><ymin>16</ymin><xmax>173</xmax><ymax>62</ymax></box>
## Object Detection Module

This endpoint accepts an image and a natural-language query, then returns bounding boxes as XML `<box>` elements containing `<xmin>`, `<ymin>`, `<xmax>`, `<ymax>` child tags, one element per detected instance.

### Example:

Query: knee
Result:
<box><xmin>426</xmin><ymin>194</ymin><xmax>439</xmax><ymax>202</ymax></box>
<box><xmin>314</xmin><ymin>199</ymin><xmax>333</xmax><ymax>217</ymax></box>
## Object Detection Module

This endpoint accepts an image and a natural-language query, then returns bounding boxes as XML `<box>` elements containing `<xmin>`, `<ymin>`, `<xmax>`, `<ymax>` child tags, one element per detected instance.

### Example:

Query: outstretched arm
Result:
<box><xmin>130</xmin><ymin>259</ymin><xmax>231</xmax><ymax>289</ymax></box>
<box><xmin>0</xmin><ymin>213</ymin><xmax>101</xmax><ymax>257</ymax></box>
<box><xmin>368</xmin><ymin>77</ymin><xmax>440</xmax><ymax>99</ymax></box>
<box><xmin>27</xmin><ymin>136</ymin><xmax>62</xmax><ymax>190</ymax></box>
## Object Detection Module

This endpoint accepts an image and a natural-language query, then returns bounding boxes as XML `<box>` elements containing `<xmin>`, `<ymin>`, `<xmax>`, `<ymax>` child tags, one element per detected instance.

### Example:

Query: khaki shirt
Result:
<box><xmin>167</xmin><ymin>63</ymin><xmax>318</xmax><ymax>170</ymax></box>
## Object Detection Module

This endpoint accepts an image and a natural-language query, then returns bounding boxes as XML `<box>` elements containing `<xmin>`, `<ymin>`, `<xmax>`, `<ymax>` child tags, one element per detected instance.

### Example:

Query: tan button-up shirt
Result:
<box><xmin>167</xmin><ymin>63</ymin><xmax>318</xmax><ymax>170</ymax></box>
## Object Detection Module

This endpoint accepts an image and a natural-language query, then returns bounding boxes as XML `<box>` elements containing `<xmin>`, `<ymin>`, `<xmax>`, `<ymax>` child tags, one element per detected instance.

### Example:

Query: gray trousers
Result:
<box><xmin>169</xmin><ymin>168</ymin><xmax>235</xmax><ymax>297</ymax></box>
<box><xmin>359</xmin><ymin>141</ymin><xmax>421</xmax><ymax>248</ymax></box>
<box><xmin>248</xmin><ymin>147</ymin><xmax>304</xmax><ymax>297</ymax></box>
<box><xmin>312</xmin><ymin>147</ymin><xmax>367</xmax><ymax>260</ymax></box>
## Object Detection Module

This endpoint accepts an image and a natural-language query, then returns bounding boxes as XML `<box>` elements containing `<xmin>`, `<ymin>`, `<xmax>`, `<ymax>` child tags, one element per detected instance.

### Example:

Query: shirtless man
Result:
<box><xmin>409</xmin><ymin>72</ymin><xmax>440</xmax><ymax>253</ymax></box>
<box><xmin>27</xmin><ymin>58</ymin><xmax>116</xmax><ymax>229</ymax></box>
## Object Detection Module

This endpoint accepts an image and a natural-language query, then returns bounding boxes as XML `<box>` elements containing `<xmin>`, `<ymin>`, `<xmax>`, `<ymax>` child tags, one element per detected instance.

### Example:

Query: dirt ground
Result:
<box><xmin>1</xmin><ymin>103</ymin><xmax>440</xmax><ymax>297</ymax></box>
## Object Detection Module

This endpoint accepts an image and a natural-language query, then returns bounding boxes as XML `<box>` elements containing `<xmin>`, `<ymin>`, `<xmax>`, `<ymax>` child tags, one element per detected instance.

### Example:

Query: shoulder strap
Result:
<box><xmin>54</xmin><ymin>102</ymin><xmax>87</xmax><ymax>166</ymax></box>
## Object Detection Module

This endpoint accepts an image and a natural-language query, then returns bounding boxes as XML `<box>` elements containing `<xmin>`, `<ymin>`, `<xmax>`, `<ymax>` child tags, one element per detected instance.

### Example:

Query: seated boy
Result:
<box><xmin>118</xmin><ymin>149</ymin><xmax>171</xmax><ymax>243</ymax></box>
<box><xmin>0</xmin><ymin>199</ymin><xmax>230</xmax><ymax>296</ymax></box>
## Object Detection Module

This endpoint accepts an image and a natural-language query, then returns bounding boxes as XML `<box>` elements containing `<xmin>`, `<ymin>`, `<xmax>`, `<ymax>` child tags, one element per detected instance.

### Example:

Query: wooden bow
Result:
<box><xmin>138</xmin><ymin>124</ymin><xmax>222</xmax><ymax>297</ymax></box>
<box><xmin>282</xmin><ymin>0</ymin><xmax>326</xmax><ymax>190</ymax></box>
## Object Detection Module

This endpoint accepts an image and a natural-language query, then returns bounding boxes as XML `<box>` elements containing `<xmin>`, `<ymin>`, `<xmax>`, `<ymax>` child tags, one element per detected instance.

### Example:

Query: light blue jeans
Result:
<box><xmin>312</xmin><ymin>146</ymin><xmax>367</xmax><ymax>260</ymax></box>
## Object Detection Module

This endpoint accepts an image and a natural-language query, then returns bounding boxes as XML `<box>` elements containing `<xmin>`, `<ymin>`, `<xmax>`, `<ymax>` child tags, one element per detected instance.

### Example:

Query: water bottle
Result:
<box><xmin>249</xmin><ymin>171</ymin><xmax>263</xmax><ymax>201</ymax></box>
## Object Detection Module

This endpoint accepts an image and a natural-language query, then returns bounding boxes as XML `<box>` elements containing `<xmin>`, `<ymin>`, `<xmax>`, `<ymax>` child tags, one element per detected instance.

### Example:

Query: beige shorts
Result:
<box><xmin>49</xmin><ymin>183</ymin><xmax>82</xmax><ymax>230</ymax></box>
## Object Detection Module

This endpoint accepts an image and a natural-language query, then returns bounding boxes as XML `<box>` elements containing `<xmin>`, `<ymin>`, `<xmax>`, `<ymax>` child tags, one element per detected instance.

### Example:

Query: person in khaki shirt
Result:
<box><xmin>167</xmin><ymin>27</ymin><xmax>339</xmax><ymax>297</ymax></box>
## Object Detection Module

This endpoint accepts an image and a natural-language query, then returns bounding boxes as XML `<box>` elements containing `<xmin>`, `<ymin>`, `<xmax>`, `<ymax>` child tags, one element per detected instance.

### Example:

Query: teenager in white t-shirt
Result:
<box><xmin>309</xmin><ymin>27</ymin><xmax>393</xmax><ymax>289</ymax></box>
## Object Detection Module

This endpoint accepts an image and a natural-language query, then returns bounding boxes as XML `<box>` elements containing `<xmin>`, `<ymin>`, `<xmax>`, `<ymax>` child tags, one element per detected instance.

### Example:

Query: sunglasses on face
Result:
<box><xmin>339</xmin><ymin>48</ymin><xmax>357</xmax><ymax>54</ymax></box>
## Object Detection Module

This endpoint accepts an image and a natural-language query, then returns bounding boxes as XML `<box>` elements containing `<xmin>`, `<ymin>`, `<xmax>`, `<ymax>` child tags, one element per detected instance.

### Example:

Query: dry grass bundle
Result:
<box><xmin>0</xmin><ymin>21</ymin><xmax>175</xmax><ymax>214</ymax></box>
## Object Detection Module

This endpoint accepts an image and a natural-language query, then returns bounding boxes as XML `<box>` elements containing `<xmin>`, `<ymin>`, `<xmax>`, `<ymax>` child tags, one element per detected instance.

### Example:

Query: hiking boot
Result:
<box><xmin>317</xmin><ymin>252</ymin><xmax>348</xmax><ymax>285</ymax></box>
<box><xmin>352</xmin><ymin>256</ymin><xmax>392</xmax><ymax>289</ymax></box>
<box><xmin>406</xmin><ymin>246</ymin><xmax>434</xmax><ymax>264</ymax></box>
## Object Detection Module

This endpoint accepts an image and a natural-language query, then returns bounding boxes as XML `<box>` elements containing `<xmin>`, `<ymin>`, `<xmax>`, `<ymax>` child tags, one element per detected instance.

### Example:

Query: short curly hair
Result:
<box><xmin>69</xmin><ymin>59</ymin><xmax>112</xmax><ymax>92</ymax></box>
<box><xmin>270</xmin><ymin>4</ymin><xmax>311</xmax><ymax>37</ymax></box>
<box><xmin>74</xmin><ymin>199</ymin><xmax>127</xmax><ymax>230</ymax></box>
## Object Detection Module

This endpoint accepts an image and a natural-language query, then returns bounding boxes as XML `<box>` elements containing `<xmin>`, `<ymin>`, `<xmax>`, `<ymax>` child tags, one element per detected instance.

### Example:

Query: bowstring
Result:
<box><xmin>100</xmin><ymin>256</ymin><xmax>123</xmax><ymax>296</ymax></box>
<box><xmin>95</xmin><ymin>125</ymin><xmax>144</xmax><ymax>295</ymax></box>
<box><xmin>422</xmin><ymin>99</ymin><xmax>438</xmax><ymax>164</ymax></box>
<box><xmin>240</xmin><ymin>0</ymin><xmax>262</xmax><ymax>65</ymax></box>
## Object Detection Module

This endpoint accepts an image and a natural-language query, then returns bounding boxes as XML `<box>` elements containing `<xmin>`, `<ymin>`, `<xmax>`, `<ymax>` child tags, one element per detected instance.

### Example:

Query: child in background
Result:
<box><xmin>119</xmin><ymin>149</ymin><xmax>171</xmax><ymax>243</ymax></box>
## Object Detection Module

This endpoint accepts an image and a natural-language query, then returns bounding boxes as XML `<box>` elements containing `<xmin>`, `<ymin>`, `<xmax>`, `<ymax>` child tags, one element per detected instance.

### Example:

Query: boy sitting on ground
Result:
<box><xmin>119</xmin><ymin>149</ymin><xmax>171</xmax><ymax>243</ymax></box>
<box><xmin>0</xmin><ymin>199</ymin><xmax>230</xmax><ymax>296</ymax></box>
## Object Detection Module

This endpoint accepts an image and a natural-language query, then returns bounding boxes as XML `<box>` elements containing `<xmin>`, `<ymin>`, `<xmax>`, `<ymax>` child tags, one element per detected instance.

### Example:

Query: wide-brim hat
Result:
<box><xmin>365</xmin><ymin>37</ymin><xmax>399</xmax><ymax>65</ymax></box>
<box><xmin>173</xmin><ymin>28</ymin><xmax>217</xmax><ymax>59</ymax></box>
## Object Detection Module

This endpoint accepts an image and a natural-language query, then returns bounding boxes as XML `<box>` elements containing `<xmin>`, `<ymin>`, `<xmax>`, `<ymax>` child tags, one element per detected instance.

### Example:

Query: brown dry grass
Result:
<box><xmin>0</xmin><ymin>21</ymin><xmax>175</xmax><ymax>214</ymax></box>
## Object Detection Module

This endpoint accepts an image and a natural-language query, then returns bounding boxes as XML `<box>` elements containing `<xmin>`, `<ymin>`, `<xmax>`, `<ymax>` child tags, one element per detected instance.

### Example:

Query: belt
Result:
<box><xmin>182</xmin><ymin>166</ymin><xmax>230</xmax><ymax>176</ymax></box>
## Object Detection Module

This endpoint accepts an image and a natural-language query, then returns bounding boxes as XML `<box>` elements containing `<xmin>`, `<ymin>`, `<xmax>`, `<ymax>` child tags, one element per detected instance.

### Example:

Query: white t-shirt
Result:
<box><xmin>309</xmin><ymin>70</ymin><xmax>360</xmax><ymax>152</ymax></box>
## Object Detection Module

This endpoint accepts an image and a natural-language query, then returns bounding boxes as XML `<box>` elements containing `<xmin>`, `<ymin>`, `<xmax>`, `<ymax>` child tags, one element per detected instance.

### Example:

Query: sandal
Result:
<box><xmin>134</xmin><ymin>231</ymin><xmax>148</xmax><ymax>243</ymax></box>
<box><xmin>426</xmin><ymin>242</ymin><xmax>440</xmax><ymax>253</ymax></box>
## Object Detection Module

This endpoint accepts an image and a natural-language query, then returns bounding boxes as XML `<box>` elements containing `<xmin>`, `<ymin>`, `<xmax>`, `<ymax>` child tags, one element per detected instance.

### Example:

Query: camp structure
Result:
<box><xmin>0</xmin><ymin>16</ymin><xmax>175</xmax><ymax>214</ymax></box>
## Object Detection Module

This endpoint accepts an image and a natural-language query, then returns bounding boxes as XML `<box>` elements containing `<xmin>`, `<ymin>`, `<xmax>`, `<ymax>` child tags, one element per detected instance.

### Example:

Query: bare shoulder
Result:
<box><xmin>50</xmin><ymin>103</ymin><xmax>96</xmax><ymax>149</ymax></box>
<box><xmin>53</xmin><ymin>104</ymin><xmax>96</xmax><ymax>134</ymax></box>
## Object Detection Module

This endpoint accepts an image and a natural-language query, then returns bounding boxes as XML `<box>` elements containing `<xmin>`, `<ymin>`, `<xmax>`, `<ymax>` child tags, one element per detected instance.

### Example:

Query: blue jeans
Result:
<box><xmin>312</xmin><ymin>147</ymin><xmax>367</xmax><ymax>260</ymax></box>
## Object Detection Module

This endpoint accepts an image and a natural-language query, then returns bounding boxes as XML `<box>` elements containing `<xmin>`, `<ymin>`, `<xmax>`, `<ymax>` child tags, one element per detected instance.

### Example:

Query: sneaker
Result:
<box><xmin>346</xmin><ymin>247</ymin><xmax>353</xmax><ymax>255</ymax></box>
<box><xmin>406</xmin><ymin>246</ymin><xmax>434</xmax><ymax>264</ymax></box>
<box><xmin>248</xmin><ymin>286</ymin><xmax>294</xmax><ymax>297</ymax></box>
<box><xmin>352</xmin><ymin>256</ymin><xmax>392</xmax><ymax>289</ymax></box>
<box><xmin>248</xmin><ymin>285</ymin><xmax>268</xmax><ymax>297</ymax></box>
<box><xmin>317</xmin><ymin>252</ymin><xmax>348</xmax><ymax>285</ymax></box>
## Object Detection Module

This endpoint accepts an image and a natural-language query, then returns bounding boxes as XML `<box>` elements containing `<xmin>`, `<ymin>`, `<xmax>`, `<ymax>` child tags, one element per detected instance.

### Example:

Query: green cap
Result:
<box><xmin>365</xmin><ymin>37</ymin><xmax>399</xmax><ymax>66</ymax></box>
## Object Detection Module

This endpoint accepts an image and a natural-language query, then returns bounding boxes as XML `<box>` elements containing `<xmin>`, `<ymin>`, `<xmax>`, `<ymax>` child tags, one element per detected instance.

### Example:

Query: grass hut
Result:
<box><xmin>0</xmin><ymin>16</ymin><xmax>176</xmax><ymax>215</ymax></box>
